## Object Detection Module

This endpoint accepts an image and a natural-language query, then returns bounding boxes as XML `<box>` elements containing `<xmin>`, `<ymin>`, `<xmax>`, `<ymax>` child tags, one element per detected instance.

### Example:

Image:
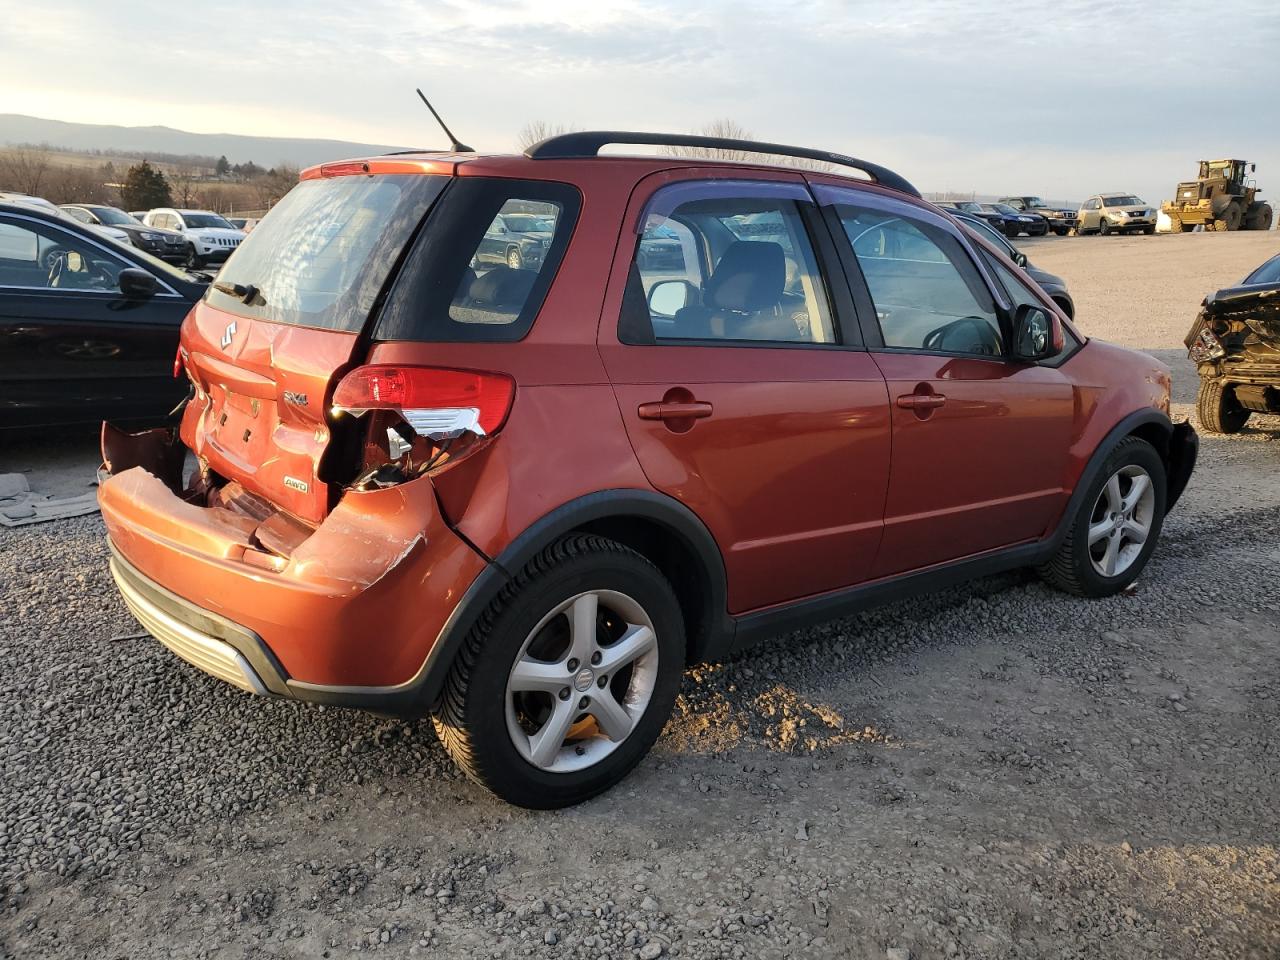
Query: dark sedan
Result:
<box><xmin>0</xmin><ymin>202</ymin><xmax>207</xmax><ymax>430</ymax></box>
<box><xmin>940</xmin><ymin>201</ymin><xmax>1006</xmax><ymax>230</ymax></box>
<box><xmin>61</xmin><ymin>204</ymin><xmax>190</xmax><ymax>263</ymax></box>
<box><xmin>951</xmin><ymin>211</ymin><xmax>1075</xmax><ymax>318</ymax></box>
<box><xmin>982</xmin><ymin>202</ymin><xmax>1049</xmax><ymax>237</ymax></box>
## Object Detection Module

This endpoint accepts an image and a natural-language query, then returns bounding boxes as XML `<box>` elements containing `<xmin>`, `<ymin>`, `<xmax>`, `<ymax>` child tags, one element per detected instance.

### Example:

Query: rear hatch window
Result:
<box><xmin>206</xmin><ymin>174</ymin><xmax>447</xmax><ymax>331</ymax></box>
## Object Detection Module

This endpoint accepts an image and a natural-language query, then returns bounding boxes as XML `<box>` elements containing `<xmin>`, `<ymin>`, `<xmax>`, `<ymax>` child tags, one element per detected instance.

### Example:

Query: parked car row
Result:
<box><xmin>1</xmin><ymin>193</ymin><xmax>250</xmax><ymax>269</ymax></box>
<box><xmin>939</xmin><ymin>193</ymin><xmax>1158</xmax><ymax>238</ymax></box>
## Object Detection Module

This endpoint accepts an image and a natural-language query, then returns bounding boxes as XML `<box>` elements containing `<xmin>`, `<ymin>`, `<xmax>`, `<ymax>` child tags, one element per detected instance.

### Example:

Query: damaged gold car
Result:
<box><xmin>1187</xmin><ymin>252</ymin><xmax>1280</xmax><ymax>433</ymax></box>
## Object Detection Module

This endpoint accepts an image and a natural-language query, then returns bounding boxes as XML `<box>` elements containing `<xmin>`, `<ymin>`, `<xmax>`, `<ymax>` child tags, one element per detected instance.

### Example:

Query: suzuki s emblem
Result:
<box><xmin>283</xmin><ymin>390</ymin><xmax>309</xmax><ymax>407</ymax></box>
<box><xmin>220</xmin><ymin>321</ymin><xmax>237</xmax><ymax>350</ymax></box>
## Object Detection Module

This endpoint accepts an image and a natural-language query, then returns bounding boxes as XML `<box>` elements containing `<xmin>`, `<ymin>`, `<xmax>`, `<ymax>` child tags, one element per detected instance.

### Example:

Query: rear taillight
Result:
<box><xmin>331</xmin><ymin>366</ymin><xmax>515</xmax><ymax>440</ymax></box>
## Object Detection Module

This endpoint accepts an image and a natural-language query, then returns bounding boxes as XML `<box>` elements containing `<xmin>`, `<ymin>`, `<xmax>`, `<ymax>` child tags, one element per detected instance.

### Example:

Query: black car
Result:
<box><xmin>637</xmin><ymin>224</ymin><xmax>685</xmax><ymax>271</ymax></box>
<box><xmin>951</xmin><ymin>212</ymin><xmax>1075</xmax><ymax>318</ymax></box>
<box><xmin>983</xmin><ymin>202</ymin><xmax>1049</xmax><ymax>238</ymax></box>
<box><xmin>0</xmin><ymin>202</ymin><xmax>207</xmax><ymax>429</ymax></box>
<box><xmin>1186</xmin><ymin>252</ymin><xmax>1280</xmax><ymax>434</ymax></box>
<box><xmin>61</xmin><ymin>204</ymin><xmax>189</xmax><ymax>263</ymax></box>
<box><xmin>941</xmin><ymin>201</ymin><xmax>1006</xmax><ymax>231</ymax></box>
<box><xmin>475</xmin><ymin>212</ymin><xmax>556</xmax><ymax>270</ymax></box>
<box><xmin>999</xmin><ymin>196</ymin><xmax>1077</xmax><ymax>236</ymax></box>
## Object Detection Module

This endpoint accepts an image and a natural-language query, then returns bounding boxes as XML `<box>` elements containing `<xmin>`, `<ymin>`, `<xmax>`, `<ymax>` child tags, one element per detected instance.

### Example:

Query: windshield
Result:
<box><xmin>1244</xmin><ymin>254</ymin><xmax>1280</xmax><ymax>285</ymax></box>
<box><xmin>206</xmin><ymin>174</ymin><xmax>447</xmax><ymax>331</ymax></box>
<box><xmin>183</xmin><ymin>212</ymin><xmax>236</xmax><ymax>229</ymax></box>
<box><xmin>988</xmin><ymin>204</ymin><xmax>1019</xmax><ymax>215</ymax></box>
<box><xmin>1102</xmin><ymin>196</ymin><xmax>1143</xmax><ymax>207</ymax></box>
<box><xmin>93</xmin><ymin>207</ymin><xmax>138</xmax><ymax>226</ymax></box>
<box><xmin>1023</xmin><ymin>197</ymin><xmax>1045</xmax><ymax>208</ymax></box>
<box><xmin>955</xmin><ymin>201</ymin><xmax>983</xmax><ymax>213</ymax></box>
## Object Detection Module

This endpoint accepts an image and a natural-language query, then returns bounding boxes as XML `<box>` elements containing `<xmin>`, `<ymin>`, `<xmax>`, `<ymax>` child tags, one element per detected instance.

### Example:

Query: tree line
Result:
<box><xmin>0</xmin><ymin>147</ymin><xmax>298</xmax><ymax>214</ymax></box>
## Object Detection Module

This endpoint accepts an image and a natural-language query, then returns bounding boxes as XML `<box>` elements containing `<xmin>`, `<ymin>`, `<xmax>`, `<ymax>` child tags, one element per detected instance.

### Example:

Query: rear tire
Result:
<box><xmin>1196</xmin><ymin>379</ymin><xmax>1250</xmax><ymax>434</ymax></box>
<box><xmin>1245</xmin><ymin>203</ymin><xmax>1273</xmax><ymax>231</ymax></box>
<box><xmin>1038</xmin><ymin>437</ymin><xmax>1166</xmax><ymax>598</ymax></box>
<box><xmin>433</xmin><ymin>535</ymin><xmax>684</xmax><ymax>809</ymax></box>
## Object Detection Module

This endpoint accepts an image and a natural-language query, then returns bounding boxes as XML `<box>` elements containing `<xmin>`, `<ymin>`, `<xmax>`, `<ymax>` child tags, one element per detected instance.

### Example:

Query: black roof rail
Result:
<box><xmin>523</xmin><ymin>131</ymin><xmax>920</xmax><ymax>198</ymax></box>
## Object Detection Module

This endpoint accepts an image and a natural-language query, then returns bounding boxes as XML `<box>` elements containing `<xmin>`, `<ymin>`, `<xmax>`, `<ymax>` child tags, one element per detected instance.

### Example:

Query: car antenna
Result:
<box><xmin>415</xmin><ymin>89</ymin><xmax>474</xmax><ymax>153</ymax></box>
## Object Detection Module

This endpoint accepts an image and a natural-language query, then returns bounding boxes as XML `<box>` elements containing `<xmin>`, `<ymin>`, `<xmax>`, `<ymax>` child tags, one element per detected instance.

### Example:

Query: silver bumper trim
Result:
<box><xmin>110</xmin><ymin>558</ymin><xmax>268</xmax><ymax>695</ymax></box>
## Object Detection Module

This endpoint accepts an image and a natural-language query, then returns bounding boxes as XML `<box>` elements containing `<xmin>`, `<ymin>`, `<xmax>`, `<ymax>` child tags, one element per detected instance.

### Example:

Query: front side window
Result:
<box><xmin>621</xmin><ymin>184</ymin><xmax>836</xmax><ymax>345</ymax></box>
<box><xmin>0</xmin><ymin>217</ymin><xmax>129</xmax><ymax>291</ymax></box>
<box><xmin>833</xmin><ymin>204</ymin><xmax>1003</xmax><ymax>357</ymax></box>
<box><xmin>376</xmin><ymin>177</ymin><xmax>581</xmax><ymax>342</ymax></box>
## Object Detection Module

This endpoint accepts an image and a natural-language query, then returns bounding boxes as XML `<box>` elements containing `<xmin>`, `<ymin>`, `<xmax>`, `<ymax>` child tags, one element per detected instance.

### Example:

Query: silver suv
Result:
<box><xmin>1077</xmin><ymin>194</ymin><xmax>1157</xmax><ymax>236</ymax></box>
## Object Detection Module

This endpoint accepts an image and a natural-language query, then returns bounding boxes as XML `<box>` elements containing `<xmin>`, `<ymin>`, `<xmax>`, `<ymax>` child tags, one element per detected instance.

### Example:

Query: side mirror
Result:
<box><xmin>1013</xmin><ymin>251</ymin><xmax>1029</xmax><ymax>268</ymax></box>
<box><xmin>118</xmin><ymin>267</ymin><xmax>159</xmax><ymax>300</ymax></box>
<box><xmin>648</xmin><ymin>279</ymin><xmax>694</xmax><ymax>317</ymax></box>
<box><xmin>1012</xmin><ymin>303</ymin><xmax>1063</xmax><ymax>362</ymax></box>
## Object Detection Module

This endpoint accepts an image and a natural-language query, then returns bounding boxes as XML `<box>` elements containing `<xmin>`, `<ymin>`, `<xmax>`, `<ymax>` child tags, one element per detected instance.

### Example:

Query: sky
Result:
<box><xmin>1</xmin><ymin>0</ymin><xmax>1277</xmax><ymax>203</ymax></box>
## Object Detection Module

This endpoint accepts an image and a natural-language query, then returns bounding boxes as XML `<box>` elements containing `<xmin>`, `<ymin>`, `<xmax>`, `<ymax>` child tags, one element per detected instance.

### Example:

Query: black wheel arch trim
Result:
<box><xmin>405</xmin><ymin>488</ymin><xmax>733</xmax><ymax>714</ymax></box>
<box><xmin>171</xmin><ymin>413</ymin><xmax>1194</xmax><ymax>716</ymax></box>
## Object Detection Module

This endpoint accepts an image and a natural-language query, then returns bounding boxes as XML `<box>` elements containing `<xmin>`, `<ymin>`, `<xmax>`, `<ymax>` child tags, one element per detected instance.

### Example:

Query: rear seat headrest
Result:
<box><xmin>707</xmin><ymin>241</ymin><xmax>786</xmax><ymax>312</ymax></box>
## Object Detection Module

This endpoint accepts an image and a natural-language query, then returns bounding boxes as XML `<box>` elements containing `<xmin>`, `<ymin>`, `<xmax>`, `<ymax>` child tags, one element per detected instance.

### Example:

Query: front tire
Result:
<box><xmin>1196</xmin><ymin>379</ymin><xmax>1250</xmax><ymax>434</ymax></box>
<box><xmin>506</xmin><ymin>246</ymin><xmax>523</xmax><ymax>270</ymax></box>
<box><xmin>1038</xmin><ymin>437</ymin><xmax>1166</xmax><ymax>598</ymax></box>
<box><xmin>433</xmin><ymin>535</ymin><xmax>685</xmax><ymax>808</ymax></box>
<box><xmin>1099</xmin><ymin>218</ymin><xmax>1111</xmax><ymax>236</ymax></box>
<box><xmin>184</xmin><ymin>244</ymin><xmax>204</xmax><ymax>269</ymax></box>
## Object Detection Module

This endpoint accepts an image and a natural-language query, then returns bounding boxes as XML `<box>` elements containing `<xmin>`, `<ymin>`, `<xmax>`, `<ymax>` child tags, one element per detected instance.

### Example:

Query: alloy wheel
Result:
<box><xmin>1087</xmin><ymin>464</ymin><xmax>1155</xmax><ymax>577</ymax></box>
<box><xmin>505</xmin><ymin>590</ymin><xmax>659</xmax><ymax>774</ymax></box>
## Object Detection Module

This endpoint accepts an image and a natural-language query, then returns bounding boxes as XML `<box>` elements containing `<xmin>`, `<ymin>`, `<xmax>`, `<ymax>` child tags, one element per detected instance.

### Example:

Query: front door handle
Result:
<box><xmin>637</xmin><ymin>400</ymin><xmax>714</xmax><ymax>421</ymax></box>
<box><xmin>895</xmin><ymin>393</ymin><xmax>946</xmax><ymax>410</ymax></box>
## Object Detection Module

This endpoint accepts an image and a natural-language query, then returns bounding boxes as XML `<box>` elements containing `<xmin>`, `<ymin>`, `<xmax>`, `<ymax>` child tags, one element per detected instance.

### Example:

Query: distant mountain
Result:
<box><xmin>0</xmin><ymin>114</ymin><xmax>412</xmax><ymax>168</ymax></box>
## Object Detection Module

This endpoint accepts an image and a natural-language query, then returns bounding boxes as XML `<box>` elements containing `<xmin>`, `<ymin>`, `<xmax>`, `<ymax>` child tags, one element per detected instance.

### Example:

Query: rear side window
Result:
<box><xmin>376</xmin><ymin>178</ymin><xmax>581</xmax><ymax>342</ymax></box>
<box><xmin>206</xmin><ymin>174</ymin><xmax>447</xmax><ymax>331</ymax></box>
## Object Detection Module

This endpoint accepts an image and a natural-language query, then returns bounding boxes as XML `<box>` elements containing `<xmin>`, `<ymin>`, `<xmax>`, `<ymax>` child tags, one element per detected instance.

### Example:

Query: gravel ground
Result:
<box><xmin>2</xmin><ymin>231</ymin><xmax>1278</xmax><ymax>959</ymax></box>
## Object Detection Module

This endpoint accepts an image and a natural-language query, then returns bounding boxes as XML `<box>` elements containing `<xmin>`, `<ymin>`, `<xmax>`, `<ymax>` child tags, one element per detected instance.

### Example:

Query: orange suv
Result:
<box><xmin>99</xmin><ymin>133</ymin><xmax>1197</xmax><ymax>807</ymax></box>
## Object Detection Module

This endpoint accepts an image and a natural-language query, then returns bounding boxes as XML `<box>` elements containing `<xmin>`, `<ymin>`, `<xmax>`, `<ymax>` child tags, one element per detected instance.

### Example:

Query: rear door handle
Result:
<box><xmin>637</xmin><ymin>400</ymin><xmax>714</xmax><ymax>421</ymax></box>
<box><xmin>895</xmin><ymin>393</ymin><xmax>946</xmax><ymax>410</ymax></box>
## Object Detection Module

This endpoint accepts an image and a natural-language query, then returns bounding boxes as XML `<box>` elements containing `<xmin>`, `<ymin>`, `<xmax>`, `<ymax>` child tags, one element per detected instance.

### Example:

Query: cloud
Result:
<box><xmin>0</xmin><ymin>0</ymin><xmax>1275</xmax><ymax>200</ymax></box>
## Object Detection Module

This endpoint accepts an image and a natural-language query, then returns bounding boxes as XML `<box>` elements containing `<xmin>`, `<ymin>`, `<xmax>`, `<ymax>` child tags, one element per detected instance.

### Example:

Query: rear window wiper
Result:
<box><xmin>213</xmin><ymin>280</ymin><xmax>265</xmax><ymax>306</ymax></box>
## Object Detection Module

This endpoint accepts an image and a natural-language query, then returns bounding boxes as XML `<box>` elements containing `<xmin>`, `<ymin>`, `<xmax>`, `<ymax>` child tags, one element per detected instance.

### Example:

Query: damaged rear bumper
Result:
<box><xmin>98</xmin><ymin>425</ymin><xmax>491</xmax><ymax>714</ymax></box>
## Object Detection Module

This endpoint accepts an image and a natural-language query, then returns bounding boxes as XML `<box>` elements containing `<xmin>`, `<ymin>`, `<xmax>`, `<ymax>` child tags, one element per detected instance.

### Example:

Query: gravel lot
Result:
<box><xmin>2</xmin><ymin>231</ymin><xmax>1278</xmax><ymax>959</ymax></box>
